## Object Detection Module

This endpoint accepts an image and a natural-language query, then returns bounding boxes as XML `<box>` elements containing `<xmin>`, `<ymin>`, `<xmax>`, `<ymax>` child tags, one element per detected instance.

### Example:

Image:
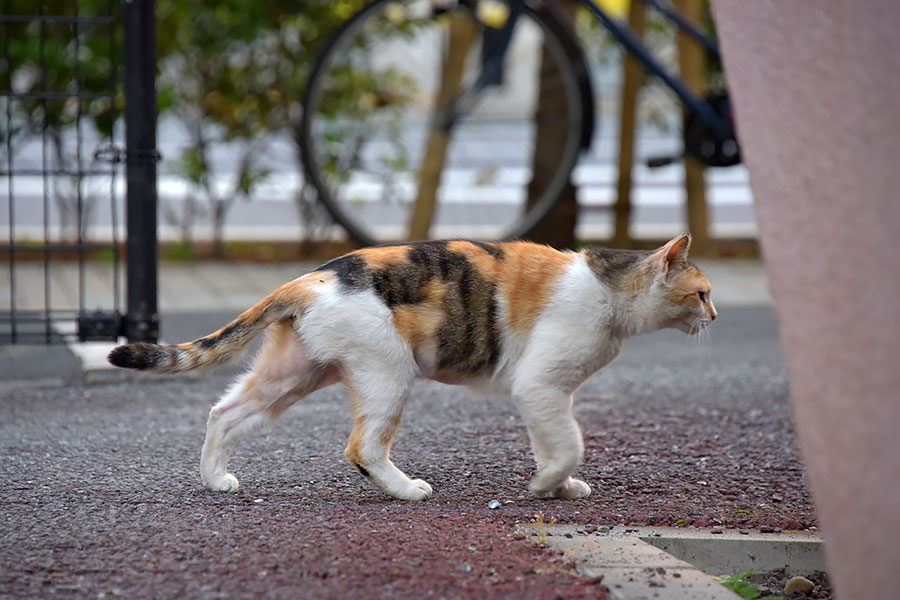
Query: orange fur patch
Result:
<box><xmin>667</xmin><ymin>268</ymin><xmax>710</xmax><ymax>305</ymax></box>
<box><xmin>446</xmin><ymin>240</ymin><xmax>500</xmax><ymax>280</ymax></box>
<box><xmin>619</xmin><ymin>266</ymin><xmax>652</xmax><ymax>296</ymax></box>
<box><xmin>498</xmin><ymin>242</ymin><xmax>575</xmax><ymax>334</ymax></box>
<box><xmin>392</xmin><ymin>280</ymin><xmax>447</xmax><ymax>346</ymax></box>
<box><xmin>343</xmin><ymin>380</ymin><xmax>366</xmax><ymax>465</ymax></box>
<box><xmin>379</xmin><ymin>414</ymin><xmax>402</xmax><ymax>449</ymax></box>
<box><xmin>357</xmin><ymin>245</ymin><xmax>411</xmax><ymax>270</ymax></box>
<box><xmin>345</xmin><ymin>416</ymin><xmax>366</xmax><ymax>466</ymax></box>
<box><xmin>229</xmin><ymin>271</ymin><xmax>332</xmax><ymax>333</ymax></box>
<box><xmin>184</xmin><ymin>271</ymin><xmax>333</xmax><ymax>368</ymax></box>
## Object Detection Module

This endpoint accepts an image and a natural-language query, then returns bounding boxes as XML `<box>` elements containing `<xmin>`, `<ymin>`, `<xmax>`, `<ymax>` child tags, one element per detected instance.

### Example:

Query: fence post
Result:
<box><xmin>674</xmin><ymin>0</ymin><xmax>711</xmax><ymax>255</ymax></box>
<box><xmin>612</xmin><ymin>0</ymin><xmax>646</xmax><ymax>248</ymax></box>
<box><xmin>122</xmin><ymin>0</ymin><xmax>159</xmax><ymax>342</ymax></box>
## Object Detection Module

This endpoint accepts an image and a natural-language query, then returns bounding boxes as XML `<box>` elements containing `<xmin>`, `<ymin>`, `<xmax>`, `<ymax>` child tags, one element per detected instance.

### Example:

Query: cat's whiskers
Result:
<box><xmin>689</xmin><ymin>316</ymin><xmax>712</xmax><ymax>349</ymax></box>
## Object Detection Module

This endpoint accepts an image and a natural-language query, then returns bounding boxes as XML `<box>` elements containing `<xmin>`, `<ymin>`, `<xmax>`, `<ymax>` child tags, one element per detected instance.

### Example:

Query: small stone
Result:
<box><xmin>771</xmin><ymin>495</ymin><xmax>784</xmax><ymax>503</ymax></box>
<box><xmin>459</xmin><ymin>563</ymin><xmax>472</xmax><ymax>573</ymax></box>
<box><xmin>739</xmin><ymin>530</ymin><xmax>750</xmax><ymax>535</ymax></box>
<box><xmin>760</xmin><ymin>526</ymin><xmax>776</xmax><ymax>533</ymax></box>
<box><xmin>784</xmin><ymin>575</ymin><xmax>815</xmax><ymax>595</ymax></box>
<box><xmin>597</xmin><ymin>525</ymin><xmax>610</xmax><ymax>534</ymax></box>
<box><xmin>584</xmin><ymin>524</ymin><xmax>598</xmax><ymax>534</ymax></box>
<box><xmin>253</xmin><ymin>498</ymin><xmax>264</xmax><ymax>504</ymax></box>
<box><xmin>487</xmin><ymin>499</ymin><xmax>501</xmax><ymax>509</ymax></box>
<box><xmin>564</xmin><ymin>533</ymin><xmax>573</xmax><ymax>539</ymax></box>
<box><xmin>711</xmin><ymin>528</ymin><xmax>724</xmax><ymax>534</ymax></box>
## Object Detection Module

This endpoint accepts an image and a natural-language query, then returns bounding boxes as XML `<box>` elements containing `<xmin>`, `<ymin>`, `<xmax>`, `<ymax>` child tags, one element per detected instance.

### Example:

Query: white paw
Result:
<box><xmin>553</xmin><ymin>478</ymin><xmax>591</xmax><ymax>499</ymax></box>
<box><xmin>204</xmin><ymin>472</ymin><xmax>240</xmax><ymax>492</ymax></box>
<box><xmin>392</xmin><ymin>478</ymin><xmax>433</xmax><ymax>501</ymax></box>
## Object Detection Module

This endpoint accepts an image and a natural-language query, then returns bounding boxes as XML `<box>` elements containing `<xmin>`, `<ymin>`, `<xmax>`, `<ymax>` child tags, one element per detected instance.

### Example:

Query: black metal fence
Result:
<box><xmin>1</xmin><ymin>0</ymin><xmax>158</xmax><ymax>344</ymax></box>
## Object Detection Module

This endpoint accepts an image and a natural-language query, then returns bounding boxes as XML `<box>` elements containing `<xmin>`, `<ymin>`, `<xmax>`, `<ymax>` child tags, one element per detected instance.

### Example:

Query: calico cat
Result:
<box><xmin>108</xmin><ymin>234</ymin><xmax>716</xmax><ymax>501</ymax></box>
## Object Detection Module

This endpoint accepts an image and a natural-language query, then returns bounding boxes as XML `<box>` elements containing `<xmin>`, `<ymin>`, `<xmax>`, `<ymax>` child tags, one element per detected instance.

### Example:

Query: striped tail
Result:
<box><xmin>108</xmin><ymin>289</ymin><xmax>296</xmax><ymax>374</ymax></box>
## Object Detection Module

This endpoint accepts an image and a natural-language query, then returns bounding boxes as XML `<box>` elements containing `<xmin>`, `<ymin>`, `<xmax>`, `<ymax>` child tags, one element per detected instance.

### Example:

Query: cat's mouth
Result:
<box><xmin>687</xmin><ymin>317</ymin><xmax>712</xmax><ymax>335</ymax></box>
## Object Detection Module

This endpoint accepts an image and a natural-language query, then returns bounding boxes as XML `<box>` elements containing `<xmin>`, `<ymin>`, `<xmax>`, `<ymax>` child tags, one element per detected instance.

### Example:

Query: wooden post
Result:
<box><xmin>407</xmin><ymin>12</ymin><xmax>477</xmax><ymax>241</ymax></box>
<box><xmin>674</xmin><ymin>0</ymin><xmax>711</xmax><ymax>254</ymax></box>
<box><xmin>526</xmin><ymin>0</ymin><xmax>578</xmax><ymax>249</ymax></box>
<box><xmin>612</xmin><ymin>0</ymin><xmax>647</xmax><ymax>248</ymax></box>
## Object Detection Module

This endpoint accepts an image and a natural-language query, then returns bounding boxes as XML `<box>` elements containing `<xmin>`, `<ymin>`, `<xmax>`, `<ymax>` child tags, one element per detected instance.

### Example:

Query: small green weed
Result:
<box><xmin>712</xmin><ymin>570</ymin><xmax>781</xmax><ymax>600</ymax></box>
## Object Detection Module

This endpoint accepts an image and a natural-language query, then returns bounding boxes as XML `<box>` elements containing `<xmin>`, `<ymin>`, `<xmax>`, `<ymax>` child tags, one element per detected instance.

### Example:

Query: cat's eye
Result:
<box><xmin>698</xmin><ymin>291</ymin><xmax>707</xmax><ymax>303</ymax></box>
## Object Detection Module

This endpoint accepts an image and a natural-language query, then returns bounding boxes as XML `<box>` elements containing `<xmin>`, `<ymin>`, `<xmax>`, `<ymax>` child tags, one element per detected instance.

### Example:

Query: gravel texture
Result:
<box><xmin>748</xmin><ymin>569</ymin><xmax>833</xmax><ymax>599</ymax></box>
<box><xmin>0</xmin><ymin>307</ymin><xmax>815</xmax><ymax>598</ymax></box>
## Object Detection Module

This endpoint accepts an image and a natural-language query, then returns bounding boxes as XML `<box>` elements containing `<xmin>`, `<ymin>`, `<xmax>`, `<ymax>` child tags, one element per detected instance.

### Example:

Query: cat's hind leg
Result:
<box><xmin>512</xmin><ymin>385</ymin><xmax>591</xmax><ymax>500</ymax></box>
<box><xmin>201</xmin><ymin>374</ymin><xmax>258</xmax><ymax>492</ymax></box>
<box><xmin>200</xmin><ymin>322</ymin><xmax>338</xmax><ymax>492</ymax></box>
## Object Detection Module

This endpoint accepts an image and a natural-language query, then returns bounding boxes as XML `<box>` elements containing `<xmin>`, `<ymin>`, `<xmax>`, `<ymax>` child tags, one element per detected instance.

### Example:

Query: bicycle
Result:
<box><xmin>299</xmin><ymin>0</ymin><xmax>740</xmax><ymax>246</ymax></box>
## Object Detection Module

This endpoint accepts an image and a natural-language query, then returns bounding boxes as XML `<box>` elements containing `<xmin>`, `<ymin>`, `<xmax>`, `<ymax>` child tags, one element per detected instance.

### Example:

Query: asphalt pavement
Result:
<box><xmin>0</xmin><ymin>288</ymin><xmax>817</xmax><ymax>598</ymax></box>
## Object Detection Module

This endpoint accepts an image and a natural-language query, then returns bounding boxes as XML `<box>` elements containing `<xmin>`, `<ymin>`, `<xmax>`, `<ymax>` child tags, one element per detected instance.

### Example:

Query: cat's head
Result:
<box><xmin>636</xmin><ymin>234</ymin><xmax>717</xmax><ymax>335</ymax></box>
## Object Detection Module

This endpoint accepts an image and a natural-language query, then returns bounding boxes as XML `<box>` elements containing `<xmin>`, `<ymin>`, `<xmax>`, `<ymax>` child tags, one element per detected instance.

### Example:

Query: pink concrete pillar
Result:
<box><xmin>711</xmin><ymin>2</ymin><xmax>900</xmax><ymax>597</ymax></box>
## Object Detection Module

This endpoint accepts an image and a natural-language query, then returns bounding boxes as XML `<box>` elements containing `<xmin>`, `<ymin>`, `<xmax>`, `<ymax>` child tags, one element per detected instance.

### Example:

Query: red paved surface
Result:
<box><xmin>1</xmin><ymin>307</ymin><xmax>812</xmax><ymax>598</ymax></box>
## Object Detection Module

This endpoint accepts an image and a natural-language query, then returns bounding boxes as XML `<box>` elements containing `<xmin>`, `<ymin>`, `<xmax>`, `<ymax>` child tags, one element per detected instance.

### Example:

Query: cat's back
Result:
<box><xmin>314</xmin><ymin>239</ymin><xmax>577</xmax><ymax>318</ymax></box>
<box><xmin>310</xmin><ymin>240</ymin><xmax>578</xmax><ymax>378</ymax></box>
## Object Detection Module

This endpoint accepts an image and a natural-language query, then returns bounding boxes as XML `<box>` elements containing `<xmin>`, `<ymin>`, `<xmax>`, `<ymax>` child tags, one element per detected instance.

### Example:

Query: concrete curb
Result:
<box><xmin>0</xmin><ymin>340</ymin><xmax>208</xmax><ymax>391</ymax></box>
<box><xmin>68</xmin><ymin>341</ymin><xmax>203</xmax><ymax>385</ymax></box>
<box><xmin>516</xmin><ymin>524</ymin><xmax>824</xmax><ymax>600</ymax></box>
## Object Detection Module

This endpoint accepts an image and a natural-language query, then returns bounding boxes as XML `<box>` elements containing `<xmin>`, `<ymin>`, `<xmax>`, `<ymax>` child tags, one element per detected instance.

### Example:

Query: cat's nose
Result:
<box><xmin>709</xmin><ymin>303</ymin><xmax>718</xmax><ymax>321</ymax></box>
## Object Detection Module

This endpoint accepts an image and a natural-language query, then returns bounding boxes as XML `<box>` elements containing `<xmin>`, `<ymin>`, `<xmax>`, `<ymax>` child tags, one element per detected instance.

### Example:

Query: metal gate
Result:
<box><xmin>1</xmin><ymin>0</ymin><xmax>158</xmax><ymax>344</ymax></box>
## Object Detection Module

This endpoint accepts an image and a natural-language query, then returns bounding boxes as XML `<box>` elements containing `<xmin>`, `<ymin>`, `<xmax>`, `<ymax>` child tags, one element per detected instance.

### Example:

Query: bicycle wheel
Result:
<box><xmin>300</xmin><ymin>0</ymin><xmax>591</xmax><ymax>246</ymax></box>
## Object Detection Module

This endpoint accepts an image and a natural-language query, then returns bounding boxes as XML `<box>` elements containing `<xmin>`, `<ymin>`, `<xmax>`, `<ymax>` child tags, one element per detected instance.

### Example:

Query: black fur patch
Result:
<box><xmin>405</xmin><ymin>241</ymin><xmax>501</xmax><ymax>374</ymax></box>
<box><xmin>372</xmin><ymin>266</ymin><xmax>428</xmax><ymax>308</ymax></box>
<box><xmin>320</xmin><ymin>241</ymin><xmax>503</xmax><ymax>376</ymax></box>
<box><xmin>584</xmin><ymin>247</ymin><xmax>649</xmax><ymax>287</ymax></box>
<box><xmin>356</xmin><ymin>464</ymin><xmax>370</xmax><ymax>477</ymax></box>
<box><xmin>107</xmin><ymin>342</ymin><xmax>167</xmax><ymax>370</ymax></box>
<box><xmin>195</xmin><ymin>321</ymin><xmax>244</xmax><ymax>349</ymax></box>
<box><xmin>470</xmin><ymin>240</ymin><xmax>504</xmax><ymax>259</ymax></box>
<box><xmin>316</xmin><ymin>253</ymin><xmax>370</xmax><ymax>291</ymax></box>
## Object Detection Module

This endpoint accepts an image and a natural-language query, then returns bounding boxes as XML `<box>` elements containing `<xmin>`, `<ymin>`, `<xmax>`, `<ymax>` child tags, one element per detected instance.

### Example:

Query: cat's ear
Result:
<box><xmin>650</xmin><ymin>233</ymin><xmax>692</xmax><ymax>274</ymax></box>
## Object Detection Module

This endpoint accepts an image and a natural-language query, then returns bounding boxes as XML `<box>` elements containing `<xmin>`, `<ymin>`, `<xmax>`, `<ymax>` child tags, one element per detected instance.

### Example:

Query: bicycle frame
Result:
<box><xmin>457</xmin><ymin>0</ymin><xmax>730</xmax><ymax>136</ymax></box>
<box><xmin>582</xmin><ymin>0</ymin><xmax>729</xmax><ymax>134</ymax></box>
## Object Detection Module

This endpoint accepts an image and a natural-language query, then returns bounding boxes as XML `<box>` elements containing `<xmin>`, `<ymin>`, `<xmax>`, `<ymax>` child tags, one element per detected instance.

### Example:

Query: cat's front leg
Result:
<box><xmin>551</xmin><ymin>477</ymin><xmax>592</xmax><ymax>499</ymax></box>
<box><xmin>512</xmin><ymin>387</ymin><xmax>592</xmax><ymax>500</ymax></box>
